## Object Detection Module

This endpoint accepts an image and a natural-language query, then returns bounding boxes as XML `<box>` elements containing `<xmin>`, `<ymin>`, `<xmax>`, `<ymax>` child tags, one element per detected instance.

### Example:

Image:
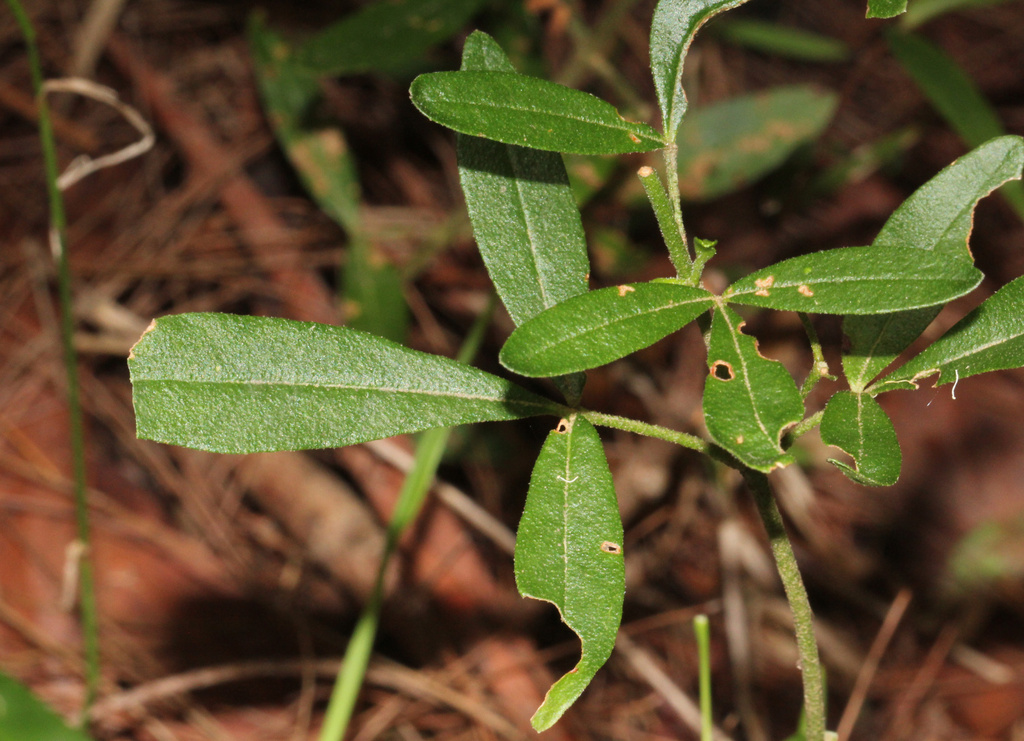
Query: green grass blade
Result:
<box><xmin>702</xmin><ymin>304</ymin><xmax>804</xmax><ymax>472</ymax></box>
<box><xmin>887</xmin><ymin>31</ymin><xmax>1024</xmax><ymax>219</ymax></box>
<box><xmin>318</xmin><ymin>299</ymin><xmax>494</xmax><ymax>741</ymax></box>
<box><xmin>515</xmin><ymin>415</ymin><xmax>624</xmax><ymax>731</ymax></box>
<box><xmin>650</xmin><ymin>0</ymin><xmax>754</xmax><ymax>139</ymax></box>
<box><xmin>5</xmin><ymin>0</ymin><xmax>101</xmax><ymax>713</ymax></box>
<box><xmin>129</xmin><ymin>313</ymin><xmax>563</xmax><ymax>453</ymax></box>
<box><xmin>411</xmin><ymin>71</ymin><xmax>665</xmax><ymax>155</ymax></box>
<box><xmin>713</xmin><ymin>19</ymin><xmax>850</xmax><ymax>62</ymax></box>
<box><xmin>500</xmin><ymin>281</ymin><xmax>714</xmax><ymax>377</ymax></box>
<box><xmin>294</xmin><ymin>0</ymin><xmax>486</xmax><ymax>77</ymax></box>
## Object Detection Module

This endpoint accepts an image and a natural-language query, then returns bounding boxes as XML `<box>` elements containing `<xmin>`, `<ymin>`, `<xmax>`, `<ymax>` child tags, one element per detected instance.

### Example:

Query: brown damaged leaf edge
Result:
<box><xmin>127</xmin><ymin>318</ymin><xmax>157</xmax><ymax>361</ymax></box>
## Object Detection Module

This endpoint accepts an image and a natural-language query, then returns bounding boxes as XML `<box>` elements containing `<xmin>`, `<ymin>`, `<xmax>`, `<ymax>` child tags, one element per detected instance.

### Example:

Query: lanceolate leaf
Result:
<box><xmin>842</xmin><ymin>307</ymin><xmax>940</xmax><ymax>393</ymax></box>
<box><xmin>874</xmin><ymin>274</ymin><xmax>1024</xmax><ymax>393</ymax></box>
<box><xmin>294</xmin><ymin>0</ymin><xmax>485</xmax><ymax>77</ymax></box>
<box><xmin>725</xmin><ymin>246</ymin><xmax>981</xmax><ymax>315</ymax></box>
<box><xmin>515</xmin><ymin>415</ymin><xmax>624</xmax><ymax>731</ymax></box>
<box><xmin>129</xmin><ymin>313</ymin><xmax>563</xmax><ymax>453</ymax></box>
<box><xmin>650</xmin><ymin>0</ymin><xmax>753</xmax><ymax>139</ymax></box>
<box><xmin>873</xmin><ymin>135</ymin><xmax>1024</xmax><ymax>256</ymax></box>
<box><xmin>500</xmin><ymin>282</ymin><xmax>714</xmax><ymax>377</ymax></box>
<box><xmin>676</xmin><ymin>85</ymin><xmax>838</xmax><ymax>201</ymax></box>
<box><xmin>457</xmin><ymin>32</ymin><xmax>590</xmax><ymax>327</ymax></box>
<box><xmin>703</xmin><ymin>304</ymin><xmax>804</xmax><ymax>472</ymax></box>
<box><xmin>840</xmin><ymin>135</ymin><xmax>1024</xmax><ymax>386</ymax></box>
<box><xmin>411</xmin><ymin>71</ymin><xmax>665</xmax><ymax>155</ymax></box>
<box><xmin>820</xmin><ymin>391</ymin><xmax>901</xmax><ymax>486</ymax></box>
<box><xmin>729</xmin><ymin>136</ymin><xmax>1023</xmax><ymax>315</ymax></box>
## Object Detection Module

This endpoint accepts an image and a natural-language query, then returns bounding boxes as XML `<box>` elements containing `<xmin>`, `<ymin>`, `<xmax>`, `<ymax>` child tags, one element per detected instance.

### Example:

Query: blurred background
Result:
<box><xmin>2</xmin><ymin>0</ymin><xmax>1024</xmax><ymax>738</ymax></box>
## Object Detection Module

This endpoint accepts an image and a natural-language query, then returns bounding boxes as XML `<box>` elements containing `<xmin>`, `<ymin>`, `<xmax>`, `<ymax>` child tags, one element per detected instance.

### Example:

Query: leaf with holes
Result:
<box><xmin>411</xmin><ymin>71</ymin><xmax>664</xmax><ymax>155</ymax></box>
<box><xmin>820</xmin><ymin>391</ymin><xmax>901</xmax><ymax>486</ymax></box>
<box><xmin>650</xmin><ymin>0</ymin><xmax>754</xmax><ymax>139</ymax></box>
<box><xmin>702</xmin><ymin>305</ymin><xmax>804</xmax><ymax>472</ymax></box>
<box><xmin>873</xmin><ymin>274</ymin><xmax>1024</xmax><ymax>394</ymax></box>
<box><xmin>500</xmin><ymin>281</ymin><xmax>714</xmax><ymax>377</ymax></box>
<box><xmin>129</xmin><ymin>313</ymin><xmax>563</xmax><ymax>453</ymax></box>
<box><xmin>515</xmin><ymin>415</ymin><xmax>624</xmax><ymax>731</ymax></box>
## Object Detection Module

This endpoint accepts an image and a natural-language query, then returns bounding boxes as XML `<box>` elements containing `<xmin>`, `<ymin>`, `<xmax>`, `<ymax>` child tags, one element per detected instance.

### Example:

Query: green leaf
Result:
<box><xmin>457</xmin><ymin>32</ymin><xmax>590</xmax><ymax>327</ymax></box>
<box><xmin>887</xmin><ymin>32</ymin><xmax>1024</xmax><ymax>218</ymax></box>
<box><xmin>867</xmin><ymin>0</ymin><xmax>908</xmax><ymax>18</ymax></box>
<box><xmin>293</xmin><ymin>0</ymin><xmax>486</xmax><ymax>77</ymax></box>
<box><xmin>676</xmin><ymin>85</ymin><xmax>838</xmax><ymax>201</ymax></box>
<box><xmin>841</xmin><ymin>307</ymin><xmax>940</xmax><ymax>393</ymax></box>
<box><xmin>249</xmin><ymin>16</ymin><xmax>408</xmax><ymax>343</ymax></box>
<box><xmin>729</xmin><ymin>134</ymin><xmax>1024</xmax><ymax>314</ymax></box>
<box><xmin>703</xmin><ymin>304</ymin><xmax>804</xmax><ymax>472</ymax></box>
<box><xmin>411</xmin><ymin>71</ymin><xmax>665</xmax><ymax>155</ymax></box>
<box><xmin>515</xmin><ymin>415</ymin><xmax>624</xmax><ymax>731</ymax></box>
<box><xmin>650</xmin><ymin>0</ymin><xmax>754</xmax><ymax>139</ymax></box>
<box><xmin>901</xmin><ymin>0</ymin><xmax>1014</xmax><ymax>29</ymax></box>
<box><xmin>713</xmin><ymin>19</ymin><xmax>850</xmax><ymax>62</ymax></box>
<box><xmin>249</xmin><ymin>15</ymin><xmax>361</xmax><ymax>231</ymax></box>
<box><xmin>819</xmin><ymin>391</ymin><xmax>901</xmax><ymax>486</ymax></box>
<box><xmin>875</xmin><ymin>274</ymin><xmax>1024</xmax><ymax>393</ymax></box>
<box><xmin>342</xmin><ymin>242</ymin><xmax>409</xmax><ymax>343</ymax></box>
<box><xmin>725</xmin><ymin>245</ymin><xmax>981</xmax><ymax>315</ymax></box>
<box><xmin>499</xmin><ymin>281</ymin><xmax>714</xmax><ymax>377</ymax></box>
<box><xmin>129</xmin><ymin>313</ymin><xmax>563</xmax><ymax>453</ymax></box>
<box><xmin>0</xmin><ymin>672</ymin><xmax>94</xmax><ymax>741</ymax></box>
<box><xmin>876</xmin><ymin>135</ymin><xmax>1024</xmax><ymax>255</ymax></box>
<box><xmin>838</xmin><ymin>134</ymin><xmax>1024</xmax><ymax>382</ymax></box>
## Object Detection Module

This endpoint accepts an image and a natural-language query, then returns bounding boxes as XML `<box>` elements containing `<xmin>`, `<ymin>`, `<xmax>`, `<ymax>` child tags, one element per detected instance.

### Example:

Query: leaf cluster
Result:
<box><xmin>129</xmin><ymin>0</ymin><xmax>1024</xmax><ymax>733</ymax></box>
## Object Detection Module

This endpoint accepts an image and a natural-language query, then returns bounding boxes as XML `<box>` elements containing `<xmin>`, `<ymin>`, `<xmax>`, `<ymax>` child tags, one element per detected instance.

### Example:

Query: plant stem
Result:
<box><xmin>694</xmin><ymin>614</ymin><xmax>713</xmax><ymax>741</ymax></box>
<box><xmin>638</xmin><ymin>165</ymin><xmax>692</xmax><ymax>279</ymax></box>
<box><xmin>798</xmin><ymin>313</ymin><xmax>834</xmax><ymax>399</ymax></box>
<box><xmin>744</xmin><ymin>470</ymin><xmax>826</xmax><ymax>741</ymax></box>
<box><xmin>581</xmin><ymin>410</ymin><xmax>708</xmax><ymax>453</ymax></box>
<box><xmin>662</xmin><ymin>142</ymin><xmax>689</xmax><ymax>261</ymax></box>
<box><xmin>788</xmin><ymin>409</ymin><xmax>825</xmax><ymax>442</ymax></box>
<box><xmin>7</xmin><ymin>0</ymin><xmax>101</xmax><ymax>714</ymax></box>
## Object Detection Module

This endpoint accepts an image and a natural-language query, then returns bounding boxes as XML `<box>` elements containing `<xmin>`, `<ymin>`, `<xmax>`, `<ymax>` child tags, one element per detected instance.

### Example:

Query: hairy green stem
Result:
<box><xmin>638</xmin><ymin>165</ymin><xmax>692</xmax><ymax>279</ymax></box>
<box><xmin>7</xmin><ymin>0</ymin><xmax>101</xmax><ymax>713</ymax></box>
<box><xmin>788</xmin><ymin>409</ymin><xmax>825</xmax><ymax>442</ymax></box>
<box><xmin>744</xmin><ymin>471</ymin><xmax>826</xmax><ymax>741</ymax></box>
<box><xmin>581</xmin><ymin>410</ymin><xmax>708</xmax><ymax>453</ymax></box>
<box><xmin>662</xmin><ymin>143</ymin><xmax>689</xmax><ymax>258</ymax></box>
<box><xmin>798</xmin><ymin>313</ymin><xmax>834</xmax><ymax>399</ymax></box>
